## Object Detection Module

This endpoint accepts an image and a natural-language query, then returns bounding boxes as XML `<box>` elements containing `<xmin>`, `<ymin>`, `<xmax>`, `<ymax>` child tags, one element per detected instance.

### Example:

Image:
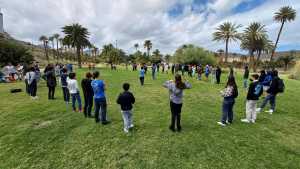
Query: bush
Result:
<box><xmin>173</xmin><ymin>44</ymin><xmax>216</xmax><ymax>65</ymax></box>
<box><xmin>289</xmin><ymin>61</ymin><xmax>300</xmax><ymax>80</ymax></box>
<box><xmin>0</xmin><ymin>39</ymin><xmax>34</xmax><ymax>66</ymax></box>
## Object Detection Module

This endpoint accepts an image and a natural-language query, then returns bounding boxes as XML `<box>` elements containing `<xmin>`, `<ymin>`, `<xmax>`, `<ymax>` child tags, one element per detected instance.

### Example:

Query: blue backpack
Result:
<box><xmin>254</xmin><ymin>84</ymin><xmax>263</xmax><ymax>97</ymax></box>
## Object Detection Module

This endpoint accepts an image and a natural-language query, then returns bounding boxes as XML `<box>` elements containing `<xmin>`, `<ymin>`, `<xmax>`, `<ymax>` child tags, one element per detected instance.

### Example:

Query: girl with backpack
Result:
<box><xmin>217</xmin><ymin>76</ymin><xmax>238</xmax><ymax>126</ymax></box>
<box><xmin>163</xmin><ymin>74</ymin><xmax>192</xmax><ymax>132</ymax></box>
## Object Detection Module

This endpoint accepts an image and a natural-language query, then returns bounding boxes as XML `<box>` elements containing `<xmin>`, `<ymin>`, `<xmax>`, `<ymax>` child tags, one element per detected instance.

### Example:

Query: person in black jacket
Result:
<box><xmin>241</xmin><ymin>74</ymin><xmax>261</xmax><ymax>123</ymax></box>
<box><xmin>216</xmin><ymin>66</ymin><xmax>222</xmax><ymax>84</ymax></box>
<box><xmin>257</xmin><ymin>70</ymin><xmax>280</xmax><ymax>114</ymax></box>
<box><xmin>45</xmin><ymin>65</ymin><xmax>57</xmax><ymax>100</ymax></box>
<box><xmin>117</xmin><ymin>83</ymin><xmax>135</xmax><ymax>133</ymax></box>
<box><xmin>81</xmin><ymin>72</ymin><xmax>94</xmax><ymax>118</ymax></box>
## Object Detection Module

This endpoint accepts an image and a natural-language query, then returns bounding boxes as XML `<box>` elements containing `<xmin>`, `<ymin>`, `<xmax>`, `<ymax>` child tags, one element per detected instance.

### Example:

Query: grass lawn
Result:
<box><xmin>0</xmin><ymin>67</ymin><xmax>300</xmax><ymax>169</ymax></box>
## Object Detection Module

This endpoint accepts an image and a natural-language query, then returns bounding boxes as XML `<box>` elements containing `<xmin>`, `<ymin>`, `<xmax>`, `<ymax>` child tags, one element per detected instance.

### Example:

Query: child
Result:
<box><xmin>81</xmin><ymin>72</ymin><xmax>94</xmax><ymax>118</ymax></box>
<box><xmin>67</xmin><ymin>72</ymin><xmax>82</xmax><ymax>112</ymax></box>
<box><xmin>61</xmin><ymin>68</ymin><xmax>70</xmax><ymax>103</ymax></box>
<box><xmin>217</xmin><ymin>76</ymin><xmax>238</xmax><ymax>126</ymax></box>
<box><xmin>163</xmin><ymin>74</ymin><xmax>192</xmax><ymax>132</ymax></box>
<box><xmin>139</xmin><ymin>67</ymin><xmax>145</xmax><ymax>86</ymax></box>
<box><xmin>91</xmin><ymin>71</ymin><xmax>110</xmax><ymax>124</ymax></box>
<box><xmin>117</xmin><ymin>83</ymin><xmax>136</xmax><ymax>133</ymax></box>
<box><xmin>241</xmin><ymin>74</ymin><xmax>262</xmax><ymax>123</ymax></box>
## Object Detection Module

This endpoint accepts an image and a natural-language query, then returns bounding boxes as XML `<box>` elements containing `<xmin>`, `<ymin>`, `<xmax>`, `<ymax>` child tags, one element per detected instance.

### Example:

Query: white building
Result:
<box><xmin>0</xmin><ymin>9</ymin><xmax>4</xmax><ymax>33</ymax></box>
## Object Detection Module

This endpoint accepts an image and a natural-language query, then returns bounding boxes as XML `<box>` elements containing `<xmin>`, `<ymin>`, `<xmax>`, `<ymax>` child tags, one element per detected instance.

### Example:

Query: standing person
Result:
<box><xmin>228</xmin><ymin>67</ymin><xmax>235</xmax><ymax>79</ymax></box>
<box><xmin>139</xmin><ymin>67</ymin><xmax>145</xmax><ymax>86</ymax></box>
<box><xmin>61</xmin><ymin>68</ymin><xmax>70</xmax><ymax>103</ymax></box>
<box><xmin>45</xmin><ymin>65</ymin><xmax>57</xmax><ymax>100</ymax></box>
<box><xmin>67</xmin><ymin>73</ymin><xmax>82</xmax><ymax>112</ymax></box>
<box><xmin>192</xmin><ymin>66</ymin><xmax>196</xmax><ymax>77</ymax></box>
<box><xmin>241</xmin><ymin>74</ymin><xmax>262</xmax><ymax>123</ymax></box>
<box><xmin>152</xmin><ymin>64</ymin><xmax>157</xmax><ymax>80</ymax></box>
<box><xmin>181</xmin><ymin>65</ymin><xmax>185</xmax><ymax>76</ymax></box>
<box><xmin>258</xmin><ymin>70</ymin><xmax>266</xmax><ymax>83</ymax></box>
<box><xmin>197</xmin><ymin>65</ymin><xmax>203</xmax><ymax>80</ymax></box>
<box><xmin>81</xmin><ymin>72</ymin><xmax>94</xmax><ymax>118</ymax></box>
<box><xmin>91</xmin><ymin>71</ymin><xmax>110</xmax><ymax>124</ymax></box>
<box><xmin>165</xmin><ymin>63</ymin><xmax>169</xmax><ymax>74</ymax></box>
<box><xmin>243</xmin><ymin>66</ymin><xmax>250</xmax><ymax>89</ymax></box>
<box><xmin>163</xmin><ymin>74</ymin><xmax>192</xmax><ymax>132</ymax></box>
<box><xmin>257</xmin><ymin>70</ymin><xmax>282</xmax><ymax>114</ymax></box>
<box><xmin>262</xmin><ymin>71</ymin><xmax>273</xmax><ymax>92</ymax></box>
<box><xmin>28</xmin><ymin>67</ymin><xmax>38</xmax><ymax>99</ymax></box>
<box><xmin>217</xmin><ymin>76</ymin><xmax>238</xmax><ymax>126</ymax></box>
<box><xmin>117</xmin><ymin>83</ymin><xmax>136</xmax><ymax>133</ymax></box>
<box><xmin>216</xmin><ymin>66</ymin><xmax>222</xmax><ymax>84</ymax></box>
<box><xmin>171</xmin><ymin>64</ymin><xmax>175</xmax><ymax>74</ymax></box>
<box><xmin>205</xmin><ymin>65</ymin><xmax>210</xmax><ymax>81</ymax></box>
<box><xmin>211</xmin><ymin>66</ymin><xmax>216</xmax><ymax>84</ymax></box>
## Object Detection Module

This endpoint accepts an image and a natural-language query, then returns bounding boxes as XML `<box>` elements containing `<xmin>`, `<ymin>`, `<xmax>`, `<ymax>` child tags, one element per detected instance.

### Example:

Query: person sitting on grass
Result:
<box><xmin>67</xmin><ymin>72</ymin><xmax>82</xmax><ymax>112</ymax></box>
<box><xmin>217</xmin><ymin>76</ymin><xmax>238</xmax><ymax>126</ymax></box>
<box><xmin>117</xmin><ymin>83</ymin><xmax>136</xmax><ymax>133</ymax></box>
<box><xmin>139</xmin><ymin>66</ymin><xmax>145</xmax><ymax>86</ymax></box>
<box><xmin>81</xmin><ymin>72</ymin><xmax>94</xmax><ymax>118</ymax></box>
<box><xmin>92</xmin><ymin>71</ymin><xmax>110</xmax><ymax>125</ymax></box>
<box><xmin>163</xmin><ymin>74</ymin><xmax>192</xmax><ymax>132</ymax></box>
<box><xmin>241</xmin><ymin>74</ymin><xmax>262</xmax><ymax>123</ymax></box>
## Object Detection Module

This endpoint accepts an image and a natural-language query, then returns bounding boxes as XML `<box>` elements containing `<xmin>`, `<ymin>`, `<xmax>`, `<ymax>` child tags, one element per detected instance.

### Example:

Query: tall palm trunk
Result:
<box><xmin>77</xmin><ymin>46</ymin><xmax>82</xmax><ymax>68</ymax></box>
<box><xmin>56</xmin><ymin>40</ymin><xmax>59</xmax><ymax>61</ymax></box>
<box><xmin>270</xmin><ymin>21</ymin><xmax>285</xmax><ymax>61</ymax></box>
<box><xmin>254</xmin><ymin>50</ymin><xmax>262</xmax><ymax>72</ymax></box>
<box><xmin>44</xmin><ymin>41</ymin><xmax>49</xmax><ymax>63</ymax></box>
<box><xmin>52</xmin><ymin>42</ymin><xmax>55</xmax><ymax>58</ymax></box>
<box><xmin>225</xmin><ymin>38</ymin><xmax>229</xmax><ymax>63</ymax></box>
<box><xmin>250</xmin><ymin>50</ymin><xmax>255</xmax><ymax>71</ymax></box>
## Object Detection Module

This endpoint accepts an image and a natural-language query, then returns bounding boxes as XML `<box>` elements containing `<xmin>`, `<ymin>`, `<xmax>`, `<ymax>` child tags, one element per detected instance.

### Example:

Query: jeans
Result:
<box><xmin>246</xmin><ymin>100</ymin><xmax>257</xmax><ymax>121</ymax></box>
<box><xmin>94</xmin><ymin>98</ymin><xmax>107</xmax><ymax>123</ymax></box>
<box><xmin>25</xmin><ymin>80</ymin><xmax>30</xmax><ymax>95</ymax></box>
<box><xmin>48</xmin><ymin>86</ymin><xmax>55</xmax><ymax>99</ymax></box>
<box><xmin>140</xmin><ymin>77</ymin><xmax>144</xmax><ymax>86</ymax></box>
<box><xmin>152</xmin><ymin>71</ymin><xmax>156</xmax><ymax>80</ymax></box>
<box><xmin>62</xmin><ymin>87</ymin><xmax>70</xmax><ymax>102</ymax></box>
<box><xmin>29</xmin><ymin>80</ymin><xmax>37</xmax><ymax>97</ymax></box>
<box><xmin>170</xmin><ymin>101</ymin><xmax>183</xmax><ymax>130</ymax></box>
<box><xmin>71</xmin><ymin>92</ymin><xmax>82</xmax><ymax>111</ymax></box>
<box><xmin>243</xmin><ymin>79</ymin><xmax>248</xmax><ymax>89</ymax></box>
<box><xmin>260</xmin><ymin>94</ymin><xmax>276</xmax><ymax>111</ymax></box>
<box><xmin>121</xmin><ymin>110</ymin><xmax>133</xmax><ymax>130</ymax></box>
<box><xmin>83</xmin><ymin>93</ymin><xmax>93</xmax><ymax>117</ymax></box>
<box><xmin>198</xmin><ymin>74</ymin><xmax>202</xmax><ymax>80</ymax></box>
<box><xmin>221</xmin><ymin>98</ymin><xmax>235</xmax><ymax>123</ymax></box>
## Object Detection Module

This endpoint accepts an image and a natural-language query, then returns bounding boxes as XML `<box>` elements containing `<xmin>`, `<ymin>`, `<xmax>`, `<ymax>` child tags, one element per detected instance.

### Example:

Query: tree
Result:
<box><xmin>240</xmin><ymin>22</ymin><xmax>268</xmax><ymax>71</ymax></box>
<box><xmin>134</xmin><ymin>43</ymin><xmax>139</xmax><ymax>51</ymax></box>
<box><xmin>164</xmin><ymin>54</ymin><xmax>172</xmax><ymax>63</ymax></box>
<box><xmin>53</xmin><ymin>33</ymin><xmax>60</xmax><ymax>61</ymax></box>
<box><xmin>39</xmin><ymin>35</ymin><xmax>49</xmax><ymax>63</ymax></box>
<box><xmin>151</xmin><ymin>49</ymin><xmax>162</xmax><ymax>63</ymax></box>
<box><xmin>62</xmin><ymin>23</ymin><xmax>90</xmax><ymax>68</ymax></box>
<box><xmin>48</xmin><ymin>36</ymin><xmax>55</xmax><ymax>58</ymax></box>
<box><xmin>255</xmin><ymin>38</ymin><xmax>273</xmax><ymax>71</ymax></box>
<box><xmin>213</xmin><ymin>22</ymin><xmax>241</xmax><ymax>63</ymax></box>
<box><xmin>270</xmin><ymin>6</ymin><xmax>296</xmax><ymax>61</ymax></box>
<box><xmin>173</xmin><ymin>44</ymin><xmax>216</xmax><ymax>65</ymax></box>
<box><xmin>144</xmin><ymin>40</ymin><xmax>152</xmax><ymax>57</ymax></box>
<box><xmin>278</xmin><ymin>51</ymin><xmax>295</xmax><ymax>71</ymax></box>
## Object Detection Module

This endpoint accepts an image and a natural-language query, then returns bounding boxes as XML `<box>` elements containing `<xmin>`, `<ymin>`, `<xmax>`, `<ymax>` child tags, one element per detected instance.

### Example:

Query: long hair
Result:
<box><xmin>175</xmin><ymin>74</ymin><xmax>186</xmax><ymax>90</ymax></box>
<box><xmin>226</xmin><ymin>76</ymin><xmax>237</xmax><ymax>89</ymax></box>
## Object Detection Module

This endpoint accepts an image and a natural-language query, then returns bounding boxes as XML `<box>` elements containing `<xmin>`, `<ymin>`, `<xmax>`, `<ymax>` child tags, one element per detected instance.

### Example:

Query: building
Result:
<box><xmin>0</xmin><ymin>9</ymin><xmax>4</xmax><ymax>33</ymax></box>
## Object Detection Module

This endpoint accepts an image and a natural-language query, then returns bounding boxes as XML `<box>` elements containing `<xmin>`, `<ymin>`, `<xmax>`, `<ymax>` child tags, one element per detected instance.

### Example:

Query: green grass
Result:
<box><xmin>0</xmin><ymin>67</ymin><xmax>300</xmax><ymax>169</ymax></box>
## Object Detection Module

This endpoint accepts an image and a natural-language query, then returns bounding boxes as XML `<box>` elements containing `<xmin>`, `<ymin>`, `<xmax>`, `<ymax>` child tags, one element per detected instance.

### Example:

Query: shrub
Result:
<box><xmin>289</xmin><ymin>61</ymin><xmax>300</xmax><ymax>80</ymax></box>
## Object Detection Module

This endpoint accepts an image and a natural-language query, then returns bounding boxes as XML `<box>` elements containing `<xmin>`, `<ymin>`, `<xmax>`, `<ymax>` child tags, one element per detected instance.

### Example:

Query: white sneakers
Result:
<box><xmin>265</xmin><ymin>109</ymin><xmax>274</xmax><ymax>114</ymax></box>
<box><xmin>123</xmin><ymin>128</ymin><xmax>129</xmax><ymax>133</ymax></box>
<box><xmin>217</xmin><ymin>122</ymin><xmax>226</xmax><ymax>126</ymax></box>
<box><xmin>31</xmin><ymin>96</ymin><xmax>38</xmax><ymax>100</ymax></box>
<box><xmin>241</xmin><ymin>119</ymin><xmax>255</xmax><ymax>123</ymax></box>
<box><xmin>129</xmin><ymin>124</ymin><xmax>134</xmax><ymax>128</ymax></box>
<box><xmin>124</xmin><ymin>124</ymin><xmax>134</xmax><ymax>133</ymax></box>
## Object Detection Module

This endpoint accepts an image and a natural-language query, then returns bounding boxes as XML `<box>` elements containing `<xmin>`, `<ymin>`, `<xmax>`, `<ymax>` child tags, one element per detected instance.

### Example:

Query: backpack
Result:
<box><xmin>277</xmin><ymin>78</ymin><xmax>285</xmax><ymax>93</ymax></box>
<box><xmin>254</xmin><ymin>84</ymin><xmax>263</xmax><ymax>97</ymax></box>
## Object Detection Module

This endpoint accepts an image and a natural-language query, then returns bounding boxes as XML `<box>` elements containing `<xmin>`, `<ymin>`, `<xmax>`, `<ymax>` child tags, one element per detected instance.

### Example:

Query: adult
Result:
<box><xmin>139</xmin><ymin>66</ymin><xmax>145</xmax><ymax>86</ymax></box>
<box><xmin>243</xmin><ymin>66</ymin><xmax>250</xmax><ymax>89</ymax></box>
<box><xmin>205</xmin><ymin>65</ymin><xmax>210</xmax><ymax>80</ymax></box>
<box><xmin>81</xmin><ymin>72</ymin><xmax>94</xmax><ymax>118</ymax></box>
<box><xmin>257</xmin><ymin>70</ymin><xmax>281</xmax><ymax>114</ymax></box>
<box><xmin>91</xmin><ymin>71</ymin><xmax>110</xmax><ymax>124</ymax></box>
<box><xmin>152</xmin><ymin>64</ymin><xmax>157</xmax><ymax>80</ymax></box>
<box><xmin>216</xmin><ymin>66</ymin><xmax>222</xmax><ymax>84</ymax></box>
<box><xmin>61</xmin><ymin>68</ymin><xmax>70</xmax><ymax>103</ymax></box>
<box><xmin>45</xmin><ymin>65</ymin><xmax>57</xmax><ymax>100</ymax></box>
<box><xmin>28</xmin><ymin>67</ymin><xmax>38</xmax><ymax>99</ymax></box>
<box><xmin>163</xmin><ymin>74</ymin><xmax>192</xmax><ymax>132</ymax></box>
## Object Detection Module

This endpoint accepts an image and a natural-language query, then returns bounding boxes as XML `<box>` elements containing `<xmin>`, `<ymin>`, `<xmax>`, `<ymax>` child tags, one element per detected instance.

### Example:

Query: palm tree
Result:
<box><xmin>53</xmin><ymin>33</ymin><xmax>60</xmax><ymax>61</ymax></box>
<box><xmin>255</xmin><ymin>38</ymin><xmax>273</xmax><ymax>71</ymax></box>
<box><xmin>270</xmin><ymin>6</ymin><xmax>296</xmax><ymax>61</ymax></box>
<box><xmin>144</xmin><ymin>40</ymin><xmax>152</xmax><ymax>57</ymax></box>
<box><xmin>134</xmin><ymin>43</ymin><xmax>139</xmax><ymax>51</ymax></box>
<box><xmin>279</xmin><ymin>51</ymin><xmax>296</xmax><ymax>71</ymax></box>
<box><xmin>213</xmin><ymin>22</ymin><xmax>241</xmax><ymax>63</ymax></box>
<box><xmin>39</xmin><ymin>35</ymin><xmax>49</xmax><ymax>63</ymax></box>
<box><xmin>48</xmin><ymin>36</ymin><xmax>55</xmax><ymax>58</ymax></box>
<box><xmin>240</xmin><ymin>22</ymin><xmax>268</xmax><ymax>71</ymax></box>
<box><xmin>62</xmin><ymin>23</ymin><xmax>90</xmax><ymax>68</ymax></box>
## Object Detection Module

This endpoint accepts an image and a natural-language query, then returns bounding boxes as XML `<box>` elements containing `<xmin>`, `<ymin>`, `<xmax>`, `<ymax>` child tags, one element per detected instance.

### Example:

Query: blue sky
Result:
<box><xmin>1</xmin><ymin>0</ymin><xmax>299</xmax><ymax>54</ymax></box>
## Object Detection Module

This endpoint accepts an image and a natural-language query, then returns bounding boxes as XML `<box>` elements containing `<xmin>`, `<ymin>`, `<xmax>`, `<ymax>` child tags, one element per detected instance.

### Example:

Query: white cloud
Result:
<box><xmin>1</xmin><ymin>0</ymin><xmax>299</xmax><ymax>55</ymax></box>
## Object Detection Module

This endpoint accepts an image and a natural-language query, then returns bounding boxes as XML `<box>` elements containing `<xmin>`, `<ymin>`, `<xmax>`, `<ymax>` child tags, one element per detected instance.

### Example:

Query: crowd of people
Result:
<box><xmin>5</xmin><ymin>61</ymin><xmax>285</xmax><ymax>133</ymax></box>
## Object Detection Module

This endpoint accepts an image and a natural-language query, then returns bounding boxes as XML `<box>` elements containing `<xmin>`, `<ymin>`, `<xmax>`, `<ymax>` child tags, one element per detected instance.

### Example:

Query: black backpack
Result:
<box><xmin>277</xmin><ymin>78</ymin><xmax>285</xmax><ymax>93</ymax></box>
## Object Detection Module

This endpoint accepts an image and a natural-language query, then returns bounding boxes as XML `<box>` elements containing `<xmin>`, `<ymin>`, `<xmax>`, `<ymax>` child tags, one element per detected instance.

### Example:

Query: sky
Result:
<box><xmin>0</xmin><ymin>0</ymin><xmax>299</xmax><ymax>55</ymax></box>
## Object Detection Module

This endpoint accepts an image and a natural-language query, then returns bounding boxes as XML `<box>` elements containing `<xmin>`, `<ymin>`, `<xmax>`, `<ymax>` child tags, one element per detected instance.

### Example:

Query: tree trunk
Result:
<box><xmin>250</xmin><ymin>50</ymin><xmax>255</xmax><ymax>71</ymax></box>
<box><xmin>56</xmin><ymin>40</ymin><xmax>59</xmax><ymax>61</ymax></box>
<box><xmin>225</xmin><ymin>38</ymin><xmax>229</xmax><ymax>63</ymax></box>
<box><xmin>77</xmin><ymin>47</ymin><xmax>82</xmax><ymax>68</ymax></box>
<box><xmin>270</xmin><ymin>21</ymin><xmax>285</xmax><ymax>61</ymax></box>
<box><xmin>284</xmin><ymin>63</ymin><xmax>288</xmax><ymax>71</ymax></box>
<box><xmin>254</xmin><ymin>50</ymin><xmax>262</xmax><ymax>72</ymax></box>
<box><xmin>44</xmin><ymin>42</ymin><xmax>49</xmax><ymax>63</ymax></box>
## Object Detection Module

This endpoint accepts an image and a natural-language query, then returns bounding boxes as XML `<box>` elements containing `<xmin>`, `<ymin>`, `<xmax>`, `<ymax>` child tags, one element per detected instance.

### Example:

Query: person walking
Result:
<box><xmin>139</xmin><ymin>67</ymin><xmax>145</xmax><ymax>86</ymax></box>
<box><xmin>163</xmin><ymin>74</ymin><xmax>192</xmax><ymax>132</ymax></box>
<box><xmin>152</xmin><ymin>64</ymin><xmax>157</xmax><ymax>80</ymax></box>
<box><xmin>117</xmin><ymin>83</ymin><xmax>136</xmax><ymax>133</ymax></box>
<box><xmin>217</xmin><ymin>76</ymin><xmax>238</xmax><ymax>126</ymax></box>
<box><xmin>91</xmin><ymin>71</ymin><xmax>110</xmax><ymax>124</ymax></box>
<box><xmin>81</xmin><ymin>72</ymin><xmax>94</xmax><ymax>118</ymax></box>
